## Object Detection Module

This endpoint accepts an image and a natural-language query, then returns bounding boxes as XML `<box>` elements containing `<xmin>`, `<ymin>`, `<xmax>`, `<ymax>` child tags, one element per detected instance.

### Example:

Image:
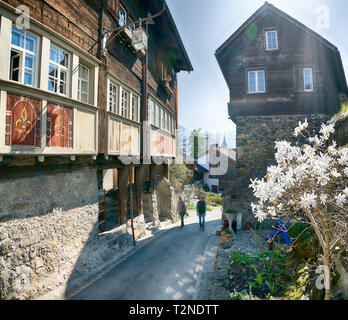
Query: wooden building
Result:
<box><xmin>215</xmin><ymin>2</ymin><xmax>348</xmax><ymax>177</ymax></box>
<box><xmin>0</xmin><ymin>0</ymin><xmax>192</xmax><ymax>299</ymax></box>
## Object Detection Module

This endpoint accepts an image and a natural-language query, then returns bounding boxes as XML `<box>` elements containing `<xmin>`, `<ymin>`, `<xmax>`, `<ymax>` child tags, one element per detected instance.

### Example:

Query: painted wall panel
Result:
<box><xmin>46</xmin><ymin>102</ymin><xmax>73</xmax><ymax>148</ymax></box>
<box><xmin>76</xmin><ymin>109</ymin><xmax>95</xmax><ymax>151</ymax></box>
<box><xmin>6</xmin><ymin>94</ymin><xmax>41</xmax><ymax>147</ymax></box>
<box><xmin>108</xmin><ymin>118</ymin><xmax>120</xmax><ymax>153</ymax></box>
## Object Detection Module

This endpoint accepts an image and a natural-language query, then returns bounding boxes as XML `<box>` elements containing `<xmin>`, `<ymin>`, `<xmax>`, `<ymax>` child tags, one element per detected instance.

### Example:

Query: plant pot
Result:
<box><xmin>220</xmin><ymin>232</ymin><xmax>233</xmax><ymax>244</ymax></box>
<box><xmin>245</xmin><ymin>222</ymin><xmax>251</xmax><ymax>230</ymax></box>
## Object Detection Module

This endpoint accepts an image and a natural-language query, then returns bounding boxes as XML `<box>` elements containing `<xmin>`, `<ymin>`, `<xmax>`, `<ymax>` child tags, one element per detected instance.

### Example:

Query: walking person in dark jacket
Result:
<box><xmin>177</xmin><ymin>196</ymin><xmax>187</xmax><ymax>229</ymax></box>
<box><xmin>196</xmin><ymin>196</ymin><xmax>207</xmax><ymax>231</ymax></box>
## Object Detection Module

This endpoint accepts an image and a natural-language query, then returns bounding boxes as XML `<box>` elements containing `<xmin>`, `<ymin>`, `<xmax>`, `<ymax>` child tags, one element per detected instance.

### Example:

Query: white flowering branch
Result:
<box><xmin>249</xmin><ymin>113</ymin><xmax>348</xmax><ymax>300</ymax></box>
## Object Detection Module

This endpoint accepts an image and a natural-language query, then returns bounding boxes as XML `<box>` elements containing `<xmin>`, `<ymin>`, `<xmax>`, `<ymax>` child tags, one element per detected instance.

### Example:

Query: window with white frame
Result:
<box><xmin>303</xmin><ymin>68</ymin><xmax>314</xmax><ymax>92</ymax></box>
<box><xmin>161</xmin><ymin>108</ymin><xmax>165</xmax><ymax>129</ymax></box>
<box><xmin>109</xmin><ymin>82</ymin><xmax>119</xmax><ymax>113</ymax></box>
<box><xmin>78</xmin><ymin>64</ymin><xmax>89</xmax><ymax>103</ymax></box>
<box><xmin>131</xmin><ymin>95</ymin><xmax>138</xmax><ymax>122</ymax></box>
<box><xmin>156</xmin><ymin>103</ymin><xmax>160</xmax><ymax>127</ymax></box>
<box><xmin>121</xmin><ymin>89</ymin><xmax>130</xmax><ymax>118</ymax></box>
<box><xmin>119</xmin><ymin>4</ymin><xmax>127</xmax><ymax>27</ymax></box>
<box><xmin>248</xmin><ymin>70</ymin><xmax>265</xmax><ymax>93</ymax></box>
<box><xmin>265</xmin><ymin>31</ymin><xmax>278</xmax><ymax>50</ymax></box>
<box><xmin>48</xmin><ymin>43</ymin><xmax>70</xmax><ymax>95</ymax></box>
<box><xmin>150</xmin><ymin>99</ymin><xmax>155</xmax><ymax>125</ymax></box>
<box><xmin>10</xmin><ymin>26</ymin><xmax>39</xmax><ymax>86</ymax></box>
<box><xmin>165</xmin><ymin>111</ymin><xmax>169</xmax><ymax>131</ymax></box>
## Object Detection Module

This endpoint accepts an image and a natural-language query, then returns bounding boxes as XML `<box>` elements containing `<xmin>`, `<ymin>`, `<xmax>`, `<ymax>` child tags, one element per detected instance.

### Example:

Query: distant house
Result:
<box><xmin>215</xmin><ymin>2</ymin><xmax>348</xmax><ymax>178</ymax></box>
<box><xmin>196</xmin><ymin>138</ymin><xmax>236</xmax><ymax>192</ymax></box>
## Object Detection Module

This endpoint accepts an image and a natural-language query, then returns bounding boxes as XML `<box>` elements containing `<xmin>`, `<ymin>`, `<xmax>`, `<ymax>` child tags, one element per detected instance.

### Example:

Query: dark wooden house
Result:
<box><xmin>0</xmin><ymin>0</ymin><xmax>192</xmax><ymax>299</ymax></box>
<box><xmin>215</xmin><ymin>2</ymin><xmax>348</xmax><ymax>177</ymax></box>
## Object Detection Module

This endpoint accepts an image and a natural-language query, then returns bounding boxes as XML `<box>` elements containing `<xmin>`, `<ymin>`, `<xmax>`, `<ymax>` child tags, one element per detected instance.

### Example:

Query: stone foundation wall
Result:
<box><xmin>224</xmin><ymin>113</ymin><xmax>332</xmax><ymax>229</ymax></box>
<box><xmin>0</xmin><ymin>169</ymin><xmax>99</xmax><ymax>299</ymax></box>
<box><xmin>235</xmin><ymin>114</ymin><xmax>330</xmax><ymax>178</ymax></box>
<box><xmin>0</xmin><ymin>166</ymin><xmax>179</xmax><ymax>300</ymax></box>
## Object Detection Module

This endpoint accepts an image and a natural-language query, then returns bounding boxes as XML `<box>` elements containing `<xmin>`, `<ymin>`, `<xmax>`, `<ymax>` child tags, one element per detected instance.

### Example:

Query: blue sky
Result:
<box><xmin>166</xmin><ymin>0</ymin><xmax>348</xmax><ymax>148</ymax></box>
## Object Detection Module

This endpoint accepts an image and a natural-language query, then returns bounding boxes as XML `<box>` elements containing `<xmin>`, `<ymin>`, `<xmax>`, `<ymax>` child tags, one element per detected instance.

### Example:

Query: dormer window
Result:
<box><xmin>265</xmin><ymin>30</ymin><xmax>278</xmax><ymax>50</ymax></box>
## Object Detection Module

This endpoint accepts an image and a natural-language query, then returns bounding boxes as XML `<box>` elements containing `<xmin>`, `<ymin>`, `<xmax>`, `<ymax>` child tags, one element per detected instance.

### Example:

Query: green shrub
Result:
<box><xmin>186</xmin><ymin>204</ymin><xmax>195</xmax><ymax>210</ymax></box>
<box><xmin>202</xmin><ymin>184</ymin><xmax>210</xmax><ymax>192</ymax></box>
<box><xmin>204</xmin><ymin>192</ymin><xmax>223</xmax><ymax>207</ymax></box>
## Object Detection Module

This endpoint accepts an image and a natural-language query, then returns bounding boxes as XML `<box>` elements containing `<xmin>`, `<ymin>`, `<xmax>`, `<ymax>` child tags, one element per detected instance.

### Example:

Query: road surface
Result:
<box><xmin>70</xmin><ymin>207</ymin><xmax>222</xmax><ymax>300</ymax></box>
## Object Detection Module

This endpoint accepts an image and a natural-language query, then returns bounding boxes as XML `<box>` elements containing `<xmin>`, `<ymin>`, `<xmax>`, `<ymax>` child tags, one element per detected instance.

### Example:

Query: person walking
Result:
<box><xmin>177</xmin><ymin>196</ymin><xmax>187</xmax><ymax>229</ymax></box>
<box><xmin>196</xmin><ymin>196</ymin><xmax>207</xmax><ymax>231</ymax></box>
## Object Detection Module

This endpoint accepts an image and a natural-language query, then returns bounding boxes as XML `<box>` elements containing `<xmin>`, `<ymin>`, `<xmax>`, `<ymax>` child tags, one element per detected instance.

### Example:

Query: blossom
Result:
<box><xmin>317</xmin><ymin>174</ymin><xmax>330</xmax><ymax>186</ymax></box>
<box><xmin>328</xmin><ymin>141</ymin><xmax>337</xmax><ymax>156</ymax></box>
<box><xmin>344</xmin><ymin>168</ymin><xmax>348</xmax><ymax>177</ymax></box>
<box><xmin>335</xmin><ymin>193</ymin><xmax>347</xmax><ymax>207</ymax></box>
<box><xmin>320</xmin><ymin>123</ymin><xmax>335</xmax><ymax>140</ymax></box>
<box><xmin>254</xmin><ymin>208</ymin><xmax>267</xmax><ymax>222</ymax></box>
<box><xmin>294</xmin><ymin>119</ymin><xmax>308</xmax><ymax>137</ymax></box>
<box><xmin>320</xmin><ymin>194</ymin><xmax>328</xmax><ymax>205</ymax></box>
<box><xmin>267</xmin><ymin>206</ymin><xmax>277</xmax><ymax>217</ymax></box>
<box><xmin>343</xmin><ymin>187</ymin><xmax>348</xmax><ymax>197</ymax></box>
<box><xmin>331</xmin><ymin>169</ymin><xmax>341</xmax><ymax>178</ymax></box>
<box><xmin>338</xmin><ymin>155</ymin><xmax>348</xmax><ymax>166</ymax></box>
<box><xmin>300</xmin><ymin>192</ymin><xmax>317</xmax><ymax>210</ymax></box>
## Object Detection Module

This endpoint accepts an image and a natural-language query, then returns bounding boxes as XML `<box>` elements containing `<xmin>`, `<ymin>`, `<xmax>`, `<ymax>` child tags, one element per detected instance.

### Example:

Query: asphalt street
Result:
<box><xmin>70</xmin><ymin>208</ymin><xmax>222</xmax><ymax>300</ymax></box>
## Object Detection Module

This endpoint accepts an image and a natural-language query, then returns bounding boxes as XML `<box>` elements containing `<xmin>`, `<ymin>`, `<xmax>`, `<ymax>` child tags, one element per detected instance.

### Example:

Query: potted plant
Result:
<box><xmin>220</xmin><ymin>228</ymin><xmax>233</xmax><ymax>244</ymax></box>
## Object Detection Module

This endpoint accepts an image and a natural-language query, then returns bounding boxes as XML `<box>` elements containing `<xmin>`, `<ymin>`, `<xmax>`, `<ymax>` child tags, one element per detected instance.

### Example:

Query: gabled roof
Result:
<box><xmin>196</xmin><ymin>163</ymin><xmax>209</xmax><ymax>174</ymax></box>
<box><xmin>215</xmin><ymin>2</ymin><xmax>347</xmax><ymax>93</ymax></box>
<box><xmin>216</xmin><ymin>2</ymin><xmax>337</xmax><ymax>55</ymax></box>
<box><xmin>145</xmin><ymin>0</ymin><xmax>193</xmax><ymax>72</ymax></box>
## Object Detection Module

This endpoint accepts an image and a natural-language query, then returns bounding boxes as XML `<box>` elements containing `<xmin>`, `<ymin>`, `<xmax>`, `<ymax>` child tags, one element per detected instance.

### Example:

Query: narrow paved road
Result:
<box><xmin>70</xmin><ymin>208</ymin><xmax>221</xmax><ymax>300</ymax></box>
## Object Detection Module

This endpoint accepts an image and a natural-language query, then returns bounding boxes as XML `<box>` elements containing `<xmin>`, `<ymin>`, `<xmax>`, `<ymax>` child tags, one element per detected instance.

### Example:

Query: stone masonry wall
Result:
<box><xmin>235</xmin><ymin>114</ymin><xmax>330</xmax><ymax>178</ymax></box>
<box><xmin>223</xmin><ymin>113</ymin><xmax>331</xmax><ymax>229</ymax></box>
<box><xmin>0</xmin><ymin>169</ymin><xmax>99</xmax><ymax>299</ymax></box>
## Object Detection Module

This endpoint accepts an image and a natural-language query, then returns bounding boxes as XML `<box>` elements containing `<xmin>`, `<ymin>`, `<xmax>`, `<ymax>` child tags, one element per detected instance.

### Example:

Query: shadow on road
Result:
<box><xmin>68</xmin><ymin>215</ymin><xmax>221</xmax><ymax>300</ymax></box>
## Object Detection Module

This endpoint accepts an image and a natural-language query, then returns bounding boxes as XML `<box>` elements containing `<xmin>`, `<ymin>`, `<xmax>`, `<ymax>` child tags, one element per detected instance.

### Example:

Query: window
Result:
<box><xmin>119</xmin><ymin>4</ymin><xmax>127</xmax><ymax>27</ymax></box>
<box><xmin>49</xmin><ymin>43</ymin><xmax>70</xmax><ymax>95</ymax></box>
<box><xmin>165</xmin><ymin>112</ymin><xmax>169</xmax><ymax>131</ymax></box>
<box><xmin>248</xmin><ymin>70</ymin><xmax>265</xmax><ymax>93</ymax></box>
<box><xmin>132</xmin><ymin>95</ymin><xmax>138</xmax><ymax>122</ymax></box>
<box><xmin>10</xmin><ymin>26</ymin><xmax>39</xmax><ymax>86</ymax></box>
<box><xmin>78</xmin><ymin>64</ymin><xmax>89</xmax><ymax>103</ymax></box>
<box><xmin>109</xmin><ymin>82</ymin><xmax>119</xmax><ymax>113</ymax></box>
<box><xmin>266</xmin><ymin>31</ymin><xmax>278</xmax><ymax>50</ymax></box>
<box><xmin>156</xmin><ymin>103</ymin><xmax>160</xmax><ymax>127</ymax></box>
<box><xmin>150</xmin><ymin>99</ymin><xmax>155</xmax><ymax>125</ymax></box>
<box><xmin>161</xmin><ymin>108</ymin><xmax>165</xmax><ymax>129</ymax></box>
<box><xmin>128</xmin><ymin>17</ymin><xmax>134</xmax><ymax>31</ymax></box>
<box><xmin>121</xmin><ymin>89</ymin><xmax>130</xmax><ymax>118</ymax></box>
<box><xmin>304</xmin><ymin>68</ymin><xmax>314</xmax><ymax>92</ymax></box>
